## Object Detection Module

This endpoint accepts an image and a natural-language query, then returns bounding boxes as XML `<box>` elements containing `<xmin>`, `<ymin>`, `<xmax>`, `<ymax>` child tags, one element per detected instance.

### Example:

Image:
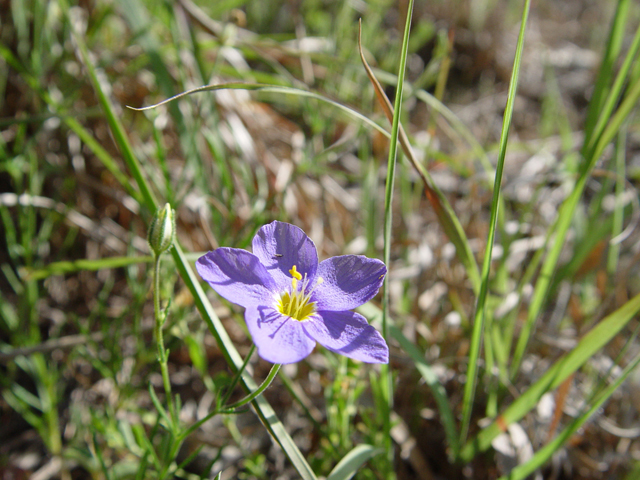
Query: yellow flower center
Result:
<box><xmin>276</xmin><ymin>265</ymin><xmax>322</xmax><ymax>321</ymax></box>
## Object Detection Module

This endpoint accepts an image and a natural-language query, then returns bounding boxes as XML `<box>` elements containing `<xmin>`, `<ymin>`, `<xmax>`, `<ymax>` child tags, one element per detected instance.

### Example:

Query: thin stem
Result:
<box><xmin>223</xmin><ymin>363</ymin><xmax>282</xmax><ymax>411</ymax></box>
<box><xmin>607</xmin><ymin>124</ymin><xmax>626</xmax><ymax>274</ymax></box>
<box><xmin>381</xmin><ymin>1</ymin><xmax>415</xmax><ymax>477</ymax></box>
<box><xmin>153</xmin><ymin>254</ymin><xmax>176</xmax><ymax>428</ymax></box>
<box><xmin>178</xmin><ymin>357</ymin><xmax>279</xmax><ymax>442</ymax></box>
<box><xmin>221</xmin><ymin>344</ymin><xmax>256</xmax><ymax>406</ymax></box>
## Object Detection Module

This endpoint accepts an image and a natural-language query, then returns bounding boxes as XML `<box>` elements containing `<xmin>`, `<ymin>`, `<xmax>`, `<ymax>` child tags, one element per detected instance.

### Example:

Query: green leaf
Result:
<box><xmin>222</xmin><ymin>363</ymin><xmax>281</xmax><ymax>411</ymax></box>
<box><xmin>9</xmin><ymin>383</ymin><xmax>43</xmax><ymax>411</ymax></box>
<box><xmin>379</xmin><ymin>1</ymin><xmax>415</xmax><ymax>475</ymax></box>
<box><xmin>22</xmin><ymin>256</ymin><xmax>152</xmax><ymax>280</ymax></box>
<box><xmin>460</xmin><ymin>0</ymin><xmax>532</xmax><ymax>443</ymax></box>
<box><xmin>148</xmin><ymin>383</ymin><xmax>171</xmax><ymax>430</ymax></box>
<box><xmin>326</xmin><ymin>444</ymin><xmax>384</xmax><ymax>480</ymax></box>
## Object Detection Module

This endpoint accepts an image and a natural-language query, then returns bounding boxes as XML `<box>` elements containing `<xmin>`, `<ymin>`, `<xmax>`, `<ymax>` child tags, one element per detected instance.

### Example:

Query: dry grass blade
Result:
<box><xmin>357</xmin><ymin>21</ymin><xmax>480</xmax><ymax>293</ymax></box>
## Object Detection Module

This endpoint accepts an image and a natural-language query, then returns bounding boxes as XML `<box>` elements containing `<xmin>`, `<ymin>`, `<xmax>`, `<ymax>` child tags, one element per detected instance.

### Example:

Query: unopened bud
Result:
<box><xmin>148</xmin><ymin>203</ymin><xmax>175</xmax><ymax>256</ymax></box>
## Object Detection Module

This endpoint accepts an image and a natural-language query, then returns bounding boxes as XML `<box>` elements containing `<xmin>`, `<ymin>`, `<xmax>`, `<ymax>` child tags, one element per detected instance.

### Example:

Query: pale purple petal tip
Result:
<box><xmin>313</xmin><ymin>255</ymin><xmax>387</xmax><ymax>311</ymax></box>
<box><xmin>196</xmin><ymin>249</ymin><xmax>276</xmax><ymax>309</ymax></box>
<box><xmin>304</xmin><ymin>311</ymin><xmax>389</xmax><ymax>363</ymax></box>
<box><xmin>245</xmin><ymin>307</ymin><xmax>316</xmax><ymax>364</ymax></box>
<box><xmin>252</xmin><ymin>221</ymin><xmax>319</xmax><ymax>290</ymax></box>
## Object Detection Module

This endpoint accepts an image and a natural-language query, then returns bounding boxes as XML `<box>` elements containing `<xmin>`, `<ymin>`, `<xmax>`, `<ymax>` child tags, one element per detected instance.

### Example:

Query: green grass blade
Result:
<box><xmin>590</xmin><ymin>75</ymin><xmax>640</xmax><ymax>165</ymax></box>
<box><xmin>460</xmin><ymin>291</ymin><xmax>640</xmax><ymax>462</ymax></box>
<box><xmin>380</xmin><ymin>2</ymin><xmax>415</xmax><ymax>476</ymax></box>
<box><xmin>607</xmin><ymin>125</ymin><xmax>627</xmax><ymax>274</ymax></box>
<box><xmin>326</xmin><ymin>444</ymin><xmax>384</xmax><ymax>480</ymax></box>
<box><xmin>459</xmin><ymin>0</ymin><xmax>531</xmax><ymax>444</ymax></box>
<box><xmin>69</xmin><ymin>17</ymin><xmax>318</xmax><ymax>479</ymax></box>
<box><xmin>3</xmin><ymin>389</ymin><xmax>44</xmax><ymax>432</ymax></box>
<box><xmin>129</xmin><ymin>83</ymin><xmax>390</xmax><ymax>139</ymax></box>
<box><xmin>583</xmin><ymin>22</ymin><xmax>640</xmax><ymax>161</ymax></box>
<box><xmin>61</xmin><ymin>116</ymin><xmax>141</xmax><ymax>202</ymax></box>
<box><xmin>499</xmin><ymin>351</ymin><xmax>640</xmax><ymax>480</ymax></box>
<box><xmin>550</xmin><ymin>204</ymin><xmax>628</xmax><ymax>291</ymax></box>
<box><xmin>583</xmin><ymin>0</ymin><xmax>631</xmax><ymax>141</ymax></box>
<box><xmin>22</xmin><ymin>253</ymin><xmax>202</xmax><ymax>280</ymax></box>
<box><xmin>511</xmin><ymin>23</ymin><xmax>640</xmax><ymax>376</ymax></box>
<box><xmin>22</xmin><ymin>256</ymin><xmax>153</xmax><ymax>280</ymax></box>
<box><xmin>223</xmin><ymin>363</ymin><xmax>281</xmax><ymax>411</ymax></box>
<box><xmin>92</xmin><ymin>430</ymin><xmax>113</xmax><ymax>480</ymax></box>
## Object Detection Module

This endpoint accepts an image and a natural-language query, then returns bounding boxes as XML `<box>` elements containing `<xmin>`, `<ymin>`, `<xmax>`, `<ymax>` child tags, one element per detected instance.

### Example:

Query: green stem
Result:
<box><xmin>177</xmin><ymin>355</ymin><xmax>279</xmax><ymax>443</ymax></box>
<box><xmin>221</xmin><ymin>344</ymin><xmax>256</xmax><ymax>406</ymax></box>
<box><xmin>607</xmin><ymin>124</ymin><xmax>626</xmax><ymax>274</ymax></box>
<box><xmin>380</xmin><ymin>2</ymin><xmax>415</xmax><ymax>477</ymax></box>
<box><xmin>153</xmin><ymin>254</ymin><xmax>176</xmax><ymax>428</ymax></box>
<box><xmin>223</xmin><ymin>363</ymin><xmax>281</xmax><ymax>411</ymax></box>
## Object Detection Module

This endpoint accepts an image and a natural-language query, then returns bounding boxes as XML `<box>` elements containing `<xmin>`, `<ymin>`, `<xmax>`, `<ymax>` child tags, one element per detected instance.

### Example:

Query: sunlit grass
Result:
<box><xmin>1</xmin><ymin>0</ymin><xmax>640</xmax><ymax>479</ymax></box>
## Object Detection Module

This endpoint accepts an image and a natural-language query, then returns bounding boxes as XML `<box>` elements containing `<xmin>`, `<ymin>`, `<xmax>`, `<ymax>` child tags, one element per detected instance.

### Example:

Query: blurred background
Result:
<box><xmin>1</xmin><ymin>0</ymin><xmax>640</xmax><ymax>479</ymax></box>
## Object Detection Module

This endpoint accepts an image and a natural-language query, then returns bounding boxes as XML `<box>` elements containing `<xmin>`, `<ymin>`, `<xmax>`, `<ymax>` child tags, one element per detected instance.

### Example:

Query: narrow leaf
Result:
<box><xmin>460</xmin><ymin>0</ymin><xmax>531</xmax><ymax>443</ymax></box>
<box><xmin>327</xmin><ymin>444</ymin><xmax>384</xmax><ymax>480</ymax></box>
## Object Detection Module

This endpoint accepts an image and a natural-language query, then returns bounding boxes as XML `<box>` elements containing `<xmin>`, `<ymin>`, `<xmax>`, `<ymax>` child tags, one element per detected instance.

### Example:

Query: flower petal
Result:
<box><xmin>245</xmin><ymin>306</ymin><xmax>316</xmax><ymax>363</ymax></box>
<box><xmin>196</xmin><ymin>249</ymin><xmax>276</xmax><ymax>308</ymax></box>
<box><xmin>313</xmin><ymin>255</ymin><xmax>386</xmax><ymax>311</ymax></box>
<box><xmin>303</xmin><ymin>311</ymin><xmax>388</xmax><ymax>363</ymax></box>
<box><xmin>252</xmin><ymin>221</ymin><xmax>318</xmax><ymax>290</ymax></box>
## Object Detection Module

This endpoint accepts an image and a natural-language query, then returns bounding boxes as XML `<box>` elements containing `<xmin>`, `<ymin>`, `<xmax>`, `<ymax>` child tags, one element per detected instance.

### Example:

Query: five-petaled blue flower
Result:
<box><xmin>196</xmin><ymin>221</ymin><xmax>389</xmax><ymax>364</ymax></box>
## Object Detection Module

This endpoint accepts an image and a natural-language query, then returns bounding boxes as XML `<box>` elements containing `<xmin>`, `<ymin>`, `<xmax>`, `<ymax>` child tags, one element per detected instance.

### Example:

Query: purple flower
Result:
<box><xmin>196</xmin><ymin>221</ymin><xmax>389</xmax><ymax>364</ymax></box>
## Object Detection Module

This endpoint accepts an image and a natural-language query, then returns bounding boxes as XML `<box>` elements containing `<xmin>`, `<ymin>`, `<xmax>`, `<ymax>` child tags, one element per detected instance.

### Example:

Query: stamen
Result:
<box><xmin>276</xmin><ymin>265</ymin><xmax>323</xmax><ymax>321</ymax></box>
<box><xmin>289</xmin><ymin>265</ymin><xmax>302</xmax><ymax>280</ymax></box>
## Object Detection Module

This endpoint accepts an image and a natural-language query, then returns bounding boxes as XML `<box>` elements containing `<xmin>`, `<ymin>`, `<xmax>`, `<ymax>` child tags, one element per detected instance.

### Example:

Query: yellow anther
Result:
<box><xmin>289</xmin><ymin>265</ymin><xmax>302</xmax><ymax>281</ymax></box>
<box><xmin>275</xmin><ymin>265</ymin><xmax>321</xmax><ymax>322</ymax></box>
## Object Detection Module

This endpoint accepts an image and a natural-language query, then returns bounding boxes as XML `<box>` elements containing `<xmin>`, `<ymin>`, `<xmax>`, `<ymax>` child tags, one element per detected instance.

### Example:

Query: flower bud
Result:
<box><xmin>148</xmin><ymin>203</ymin><xmax>175</xmax><ymax>256</ymax></box>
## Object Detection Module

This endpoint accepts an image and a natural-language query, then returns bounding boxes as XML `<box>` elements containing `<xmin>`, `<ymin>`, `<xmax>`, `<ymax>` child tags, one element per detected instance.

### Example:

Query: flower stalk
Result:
<box><xmin>148</xmin><ymin>203</ymin><xmax>177</xmax><ymax>427</ymax></box>
<box><xmin>153</xmin><ymin>254</ymin><xmax>176</xmax><ymax>426</ymax></box>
